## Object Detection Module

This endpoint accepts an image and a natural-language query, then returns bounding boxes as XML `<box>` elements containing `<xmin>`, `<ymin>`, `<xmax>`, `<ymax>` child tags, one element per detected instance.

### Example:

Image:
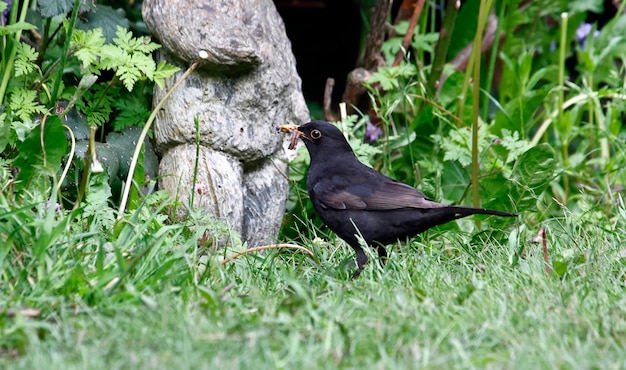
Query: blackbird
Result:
<box><xmin>280</xmin><ymin>120</ymin><xmax>516</xmax><ymax>277</ymax></box>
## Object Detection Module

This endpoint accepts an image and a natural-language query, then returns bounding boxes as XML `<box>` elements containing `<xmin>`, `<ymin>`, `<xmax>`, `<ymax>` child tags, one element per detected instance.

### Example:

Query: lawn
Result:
<box><xmin>3</xmin><ymin>211</ymin><xmax>625</xmax><ymax>369</ymax></box>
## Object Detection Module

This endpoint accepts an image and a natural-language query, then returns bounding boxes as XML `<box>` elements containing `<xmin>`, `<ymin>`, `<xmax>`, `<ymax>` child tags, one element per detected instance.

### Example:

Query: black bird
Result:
<box><xmin>280</xmin><ymin>121</ymin><xmax>516</xmax><ymax>277</ymax></box>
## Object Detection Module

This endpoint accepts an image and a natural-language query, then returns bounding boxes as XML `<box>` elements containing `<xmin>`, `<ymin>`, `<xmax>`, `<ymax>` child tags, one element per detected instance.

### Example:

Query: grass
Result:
<box><xmin>2</xmin><ymin>207</ymin><xmax>625</xmax><ymax>369</ymax></box>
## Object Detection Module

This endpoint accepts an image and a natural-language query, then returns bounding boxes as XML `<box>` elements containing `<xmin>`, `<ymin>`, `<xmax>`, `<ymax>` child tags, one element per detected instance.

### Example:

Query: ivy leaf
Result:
<box><xmin>106</xmin><ymin>126</ymin><xmax>158</xmax><ymax>180</ymax></box>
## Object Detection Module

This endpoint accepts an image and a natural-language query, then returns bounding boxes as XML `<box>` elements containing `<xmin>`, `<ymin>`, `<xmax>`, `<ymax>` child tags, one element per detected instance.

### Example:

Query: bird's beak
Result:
<box><xmin>279</xmin><ymin>124</ymin><xmax>304</xmax><ymax>150</ymax></box>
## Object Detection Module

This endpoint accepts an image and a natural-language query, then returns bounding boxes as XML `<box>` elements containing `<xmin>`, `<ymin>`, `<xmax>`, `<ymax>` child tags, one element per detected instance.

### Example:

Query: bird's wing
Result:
<box><xmin>316</xmin><ymin>178</ymin><xmax>445</xmax><ymax>211</ymax></box>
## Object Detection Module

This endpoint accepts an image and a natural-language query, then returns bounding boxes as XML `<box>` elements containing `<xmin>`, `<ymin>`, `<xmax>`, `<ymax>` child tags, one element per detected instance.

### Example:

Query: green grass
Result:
<box><xmin>2</xmin><ymin>210</ymin><xmax>626</xmax><ymax>369</ymax></box>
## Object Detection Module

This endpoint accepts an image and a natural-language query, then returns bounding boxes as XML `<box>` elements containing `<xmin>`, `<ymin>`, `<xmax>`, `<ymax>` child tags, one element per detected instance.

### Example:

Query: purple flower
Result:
<box><xmin>194</xmin><ymin>182</ymin><xmax>206</xmax><ymax>195</ymax></box>
<box><xmin>576</xmin><ymin>22</ymin><xmax>599</xmax><ymax>50</ymax></box>
<box><xmin>45</xmin><ymin>200</ymin><xmax>61</xmax><ymax>213</ymax></box>
<box><xmin>576</xmin><ymin>22</ymin><xmax>592</xmax><ymax>40</ymax></box>
<box><xmin>365</xmin><ymin>121</ymin><xmax>382</xmax><ymax>142</ymax></box>
<box><xmin>2</xmin><ymin>0</ymin><xmax>11</xmax><ymax>26</ymax></box>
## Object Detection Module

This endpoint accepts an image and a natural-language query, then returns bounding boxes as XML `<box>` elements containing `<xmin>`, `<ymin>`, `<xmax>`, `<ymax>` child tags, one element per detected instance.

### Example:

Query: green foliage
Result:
<box><xmin>82</xmin><ymin>172</ymin><xmax>116</xmax><ymax>231</ymax></box>
<box><xmin>97</xmin><ymin>27</ymin><xmax>161</xmax><ymax>90</ymax></box>
<box><xmin>69</xmin><ymin>25</ymin><xmax>175</xmax><ymax>126</ymax></box>
<box><xmin>75</xmin><ymin>83</ymin><xmax>116</xmax><ymax>127</ymax></box>
<box><xmin>0</xmin><ymin>0</ymin><xmax>179</xmax><ymax>207</ymax></box>
<box><xmin>5</xmin><ymin>89</ymin><xmax>47</xmax><ymax>143</ymax></box>
<box><xmin>2</xmin><ymin>0</ymin><xmax>626</xmax><ymax>366</ymax></box>
<box><xmin>14</xmin><ymin>43</ymin><xmax>40</xmax><ymax>77</ymax></box>
<box><xmin>13</xmin><ymin>115</ymin><xmax>68</xmax><ymax>193</ymax></box>
<box><xmin>38</xmin><ymin>0</ymin><xmax>76</xmax><ymax>18</ymax></box>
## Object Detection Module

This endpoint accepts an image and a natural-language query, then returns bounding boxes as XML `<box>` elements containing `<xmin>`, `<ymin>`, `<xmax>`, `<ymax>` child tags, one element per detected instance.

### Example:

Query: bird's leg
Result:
<box><xmin>351</xmin><ymin>245</ymin><xmax>368</xmax><ymax>279</ymax></box>
<box><xmin>376</xmin><ymin>245</ymin><xmax>388</xmax><ymax>267</ymax></box>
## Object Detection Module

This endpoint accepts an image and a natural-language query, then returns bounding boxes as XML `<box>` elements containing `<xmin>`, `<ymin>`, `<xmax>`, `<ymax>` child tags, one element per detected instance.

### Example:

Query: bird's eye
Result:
<box><xmin>310</xmin><ymin>129</ymin><xmax>322</xmax><ymax>139</ymax></box>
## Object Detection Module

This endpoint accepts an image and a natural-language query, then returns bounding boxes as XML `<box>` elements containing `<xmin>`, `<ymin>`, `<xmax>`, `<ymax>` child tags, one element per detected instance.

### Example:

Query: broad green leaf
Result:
<box><xmin>0</xmin><ymin>21</ymin><xmax>37</xmax><ymax>35</ymax></box>
<box><xmin>14</xmin><ymin>116</ymin><xmax>68</xmax><ymax>192</ymax></box>
<box><xmin>76</xmin><ymin>5</ymin><xmax>129</xmax><ymax>43</ymax></box>
<box><xmin>447</xmin><ymin>0</ymin><xmax>479</xmax><ymax>60</ymax></box>
<box><xmin>0</xmin><ymin>113</ymin><xmax>10</xmax><ymax>152</ymax></box>
<box><xmin>440</xmin><ymin>160</ymin><xmax>469</xmax><ymax>204</ymax></box>
<box><xmin>508</xmin><ymin>144</ymin><xmax>557</xmax><ymax>211</ymax></box>
<box><xmin>569</xmin><ymin>0</ymin><xmax>603</xmax><ymax>13</ymax></box>
<box><xmin>63</xmin><ymin>109</ymin><xmax>89</xmax><ymax>141</ymax></box>
<box><xmin>38</xmin><ymin>0</ymin><xmax>74</xmax><ymax>18</ymax></box>
<box><xmin>73</xmin><ymin>141</ymin><xmax>120</xmax><ymax>182</ymax></box>
<box><xmin>493</xmin><ymin>88</ymin><xmax>548</xmax><ymax>136</ymax></box>
<box><xmin>106</xmin><ymin>126</ymin><xmax>158</xmax><ymax>180</ymax></box>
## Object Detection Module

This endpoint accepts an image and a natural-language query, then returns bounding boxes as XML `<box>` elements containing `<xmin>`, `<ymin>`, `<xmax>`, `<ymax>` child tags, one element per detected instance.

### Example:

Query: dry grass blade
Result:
<box><xmin>221</xmin><ymin>243</ymin><xmax>319</xmax><ymax>265</ymax></box>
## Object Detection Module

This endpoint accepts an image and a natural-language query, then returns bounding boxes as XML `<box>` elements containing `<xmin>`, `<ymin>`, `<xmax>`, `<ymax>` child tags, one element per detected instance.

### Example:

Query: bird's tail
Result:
<box><xmin>449</xmin><ymin>206</ymin><xmax>517</xmax><ymax>218</ymax></box>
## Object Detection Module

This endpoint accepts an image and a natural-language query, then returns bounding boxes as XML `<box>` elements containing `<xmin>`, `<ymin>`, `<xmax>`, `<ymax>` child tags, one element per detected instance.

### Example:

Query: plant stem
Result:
<box><xmin>558</xmin><ymin>12</ymin><xmax>569</xmax><ymax>203</ymax></box>
<box><xmin>481</xmin><ymin>1</ymin><xmax>506</xmax><ymax>120</ymax></box>
<box><xmin>49</xmin><ymin>0</ymin><xmax>82</xmax><ymax>105</ymax></box>
<box><xmin>118</xmin><ymin>62</ymin><xmax>199</xmax><ymax>217</ymax></box>
<box><xmin>470</xmin><ymin>0</ymin><xmax>494</xmax><ymax>209</ymax></box>
<box><xmin>426</xmin><ymin>0</ymin><xmax>459</xmax><ymax>96</ymax></box>
<box><xmin>0</xmin><ymin>0</ymin><xmax>31</xmax><ymax>106</ymax></box>
<box><xmin>190</xmin><ymin>115</ymin><xmax>201</xmax><ymax>207</ymax></box>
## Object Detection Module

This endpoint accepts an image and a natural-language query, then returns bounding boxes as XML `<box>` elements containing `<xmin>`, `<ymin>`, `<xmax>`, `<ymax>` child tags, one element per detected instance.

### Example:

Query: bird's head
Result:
<box><xmin>279</xmin><ymin>121</ymin><xmax>354</xmax><ymax>159</ymax></box>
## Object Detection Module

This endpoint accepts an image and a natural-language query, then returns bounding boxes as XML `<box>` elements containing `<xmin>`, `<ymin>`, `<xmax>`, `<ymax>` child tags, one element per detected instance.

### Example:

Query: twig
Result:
<box><xmin>221</xmin><ymin>243</ymin><xmax>319</xmax><ymax>265</ymax></box>
<box><xmin>539</xmin><ymin>227</ymin><xmax>550</xmax><ymax>274</ymax></box>
<box><xmin>4</xmin><ymin>308</ymin><xmax>41</xmax><ymax>318</ymax></box>
<box><xmin>361</xmin><ymin>0</ymin><xmax>393</xmax><ymax>70</ymax></box>
<box><xmin>392</xmin><ymin>0</ymin><xmax>419</xmax><ymax>33</ymax></box>
<box><xmin>340</xmin><ymin>68</ymin><xmax>371</xmax><ymax>116</ymax></box>
<box><xmin>118</xmin><ymin>61</ymin><xmax>199</xmax><ymax>218</ymax></box>
<box><xmin>219</xmin><ymin>282</ymin><xmax>236</xmax><ymax>298</ymax></box>
<box><xmin>323</xmin><ymin>77</ymin><xmax>337</xmax><ymax>121</ymax></box>
<box><xmin>392</xmin><ymin>0</ymin><xmax>426</xmax><ymax>67</ymax></box>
